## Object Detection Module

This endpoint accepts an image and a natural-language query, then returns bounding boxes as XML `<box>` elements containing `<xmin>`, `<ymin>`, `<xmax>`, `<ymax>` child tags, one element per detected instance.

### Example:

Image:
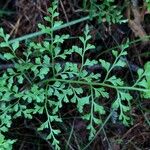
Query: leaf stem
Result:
<box><xmin>103</xmin><ymin>48</ymin><xmax>124</xmax><ymax>82</ymax></box>
<box><xmin>42</xmin><ymin>78</ymin><xmax>150</xmax><ymax>92</ymax></box>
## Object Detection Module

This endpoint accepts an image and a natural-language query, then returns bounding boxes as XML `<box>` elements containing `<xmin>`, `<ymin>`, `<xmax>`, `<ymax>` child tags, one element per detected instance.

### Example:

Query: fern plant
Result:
<box><xmin>0</xmin><ymin>0</ymin><xmax>150</xmax><ymax>149</ymax></box>
<box><xmin>83</xmin><ymin>0</ymin><xmax>125</xmax><ymax>24</ymax></box>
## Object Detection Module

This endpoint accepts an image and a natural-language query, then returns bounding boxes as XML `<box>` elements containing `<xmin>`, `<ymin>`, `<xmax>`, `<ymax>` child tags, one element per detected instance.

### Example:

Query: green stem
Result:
<box><xmin>82</xmin><ymin>110</ymin><xmax>113</xmax><ymax>150</ymax></box>
<box><xmin>50</xmin><ymin>15</ymin><xmax>55</xmax><ymax>77</ymax></box>
<box><xmin>8</xmin><ymin>15</ymin><xmax>92</xmax><ymax>44</ymax></box>
<box><xmin>44</xmin><ymin>85</ymin><xmax>59</xmax><ymax>149</ymax></box>
<box><xmin>42</xmin><ymin>78</ymin><xmax>150</xmax><ymax>92</ymax></box>
<box><xmin>103</xmin><ymin>49</ymin><xmax>124</xmax><ymax>82</ymax></box>
<box><xmin>79</xmin><ymin>40</ymin><xmax>86</xmax><ymax>77</ymax></box>
<box><xmin>89</xmin><ymin>85</ymin><xmax>94</xmax><ymax>131</ymax></box>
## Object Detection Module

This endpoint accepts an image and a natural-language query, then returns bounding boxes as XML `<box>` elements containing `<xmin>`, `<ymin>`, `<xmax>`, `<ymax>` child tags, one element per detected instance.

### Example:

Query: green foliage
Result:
<box><xmin>0</xmin><ymin>0</ymin><xmax>150</xmax><ymax>149</ymax></box>
<box><xmin>83</xmin><ymin>0</ymin><xmax>126</xmax><ymax>24</ymax></box>
<box><xmin>145</xmin><ymin>0</ymin><xmax>150</xmax><ymax>11</ymax></box>
<box><xmin>0</xmin><ymin>133</ymin><xmax>16</xmax><ymax>150</ymax></box>
<box><xmin>143</xmin><ymin>62</ymin><xmax>150</xmax><ymax>98</ymax></box>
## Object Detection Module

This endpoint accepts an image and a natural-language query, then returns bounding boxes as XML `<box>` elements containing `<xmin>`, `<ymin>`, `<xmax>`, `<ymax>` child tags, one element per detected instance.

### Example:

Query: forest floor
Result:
<box><xmin>0</xmin><ymin>0</ymin><xmax>150</xmax><ymax>150</ymax></box>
